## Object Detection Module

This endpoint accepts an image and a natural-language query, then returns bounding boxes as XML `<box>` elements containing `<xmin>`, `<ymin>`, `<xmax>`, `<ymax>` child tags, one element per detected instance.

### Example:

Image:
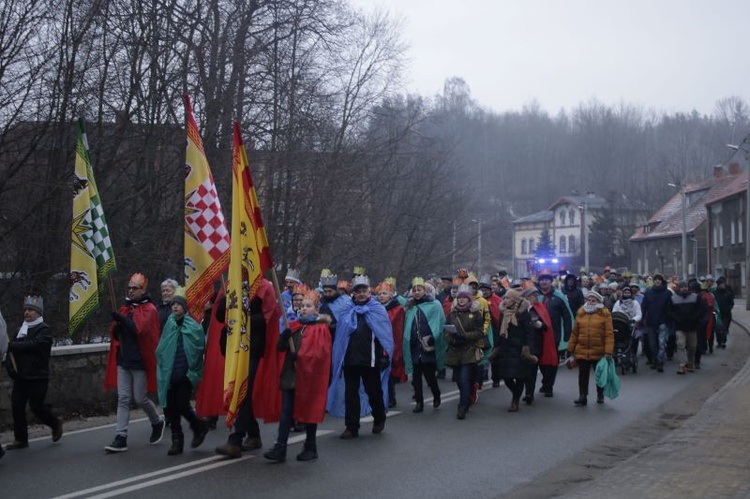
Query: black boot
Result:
<box><xmin>596</xmin><ymin>387</ymin><xmax>605</xmax><ymax>404</ymax></box>
<box><xmin>432</xmin><ymin>391</ymin><xmax>441</xmax><ymax>408</ymax></box>
<box><xmin>263</xmin><ymin>444</ymin><xmax>286</xmax><ymax>463</ymax></box>
<box><xmin>457</xmin><ymin>405</ymin><xmax>467</xmax><ymax>420</ymax></box>
<box><xmin>413</xmin><ymin>401</ymin><xmax>424</xmax><ymax>413</ymax></box>
<box><xmin>574</xmin><ymin>395</ymin><xmax>587</xmax><ymax>407</ymax></box>
<box><xmin>296</xmin><ymin>441</ymin><xmax>318</xmax><ymax>462</ymax></box>
<box><xmin>191</xmin><ymin>420</ymin><xmax>209</xmax><ymax>448</ymax></box>
<box><xmin>167</xmin><ymin>434</ymin><xmax>184</xmax><ymax>456</ymax></box>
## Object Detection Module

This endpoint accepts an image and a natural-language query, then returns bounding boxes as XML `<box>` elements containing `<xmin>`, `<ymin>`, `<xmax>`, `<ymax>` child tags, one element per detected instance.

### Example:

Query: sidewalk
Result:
<box><xmin>569</xmin><ymin>301</ymin><xmax>750</xmax><ymax>499</ymax></box>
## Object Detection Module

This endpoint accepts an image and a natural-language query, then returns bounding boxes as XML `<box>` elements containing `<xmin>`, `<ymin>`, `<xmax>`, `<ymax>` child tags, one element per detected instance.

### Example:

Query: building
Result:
<box><xmin>629</xmin><ymin>164</ymin><xmax>743</xmax><ymax>280</ymax></box>
<box><xmin>511</xmin><ymin>193</ymin><xmax>608</xmax><ymax>277</ymax></box>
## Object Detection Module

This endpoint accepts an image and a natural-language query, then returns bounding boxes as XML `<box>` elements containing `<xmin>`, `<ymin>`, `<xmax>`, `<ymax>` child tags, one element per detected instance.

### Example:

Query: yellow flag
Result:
<box><xmin>183</xmin><ymin>94</ymin><xmax>230</xmax><ymax>320</ymax></box>
<box><xmin>69</xmin><ymin>118</ymin><xmax>116</xmax><ymax>335</ymax></box>
<box><xmin>223</xmin><ymin>122</ymin><xmax>274</xmax><ymax>427</ymax></box>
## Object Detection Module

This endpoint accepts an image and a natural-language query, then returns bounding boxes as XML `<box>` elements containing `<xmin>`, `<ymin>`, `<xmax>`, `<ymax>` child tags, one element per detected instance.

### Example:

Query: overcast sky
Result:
<box><xmin>350</xmin><ymin>0</ymin><xmax>749</xmax><ymax>116</ymax></box>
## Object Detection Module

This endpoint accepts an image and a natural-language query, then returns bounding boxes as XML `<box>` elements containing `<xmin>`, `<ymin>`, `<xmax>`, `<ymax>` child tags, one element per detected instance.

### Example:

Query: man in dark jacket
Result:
<box><xmin>668</xmin><ymin>281</ymin><xmax>704</xmax><ymax>374</ymax></box>
<box><xmin>5</xmin><ymin>295</ymin><xmax>63</xmax><ymax>450</ymax></box>
<box><xmin>714</xmin><ymin>277</ymin><xmax>735</xmax><ymax>348</ymax></box>
<box><xmin>562</xmin><ymin>274</ymin><xmax>584</xmax><ymax>315</ymax></box>
<box><xmin>641</xmin><ymin>274</ymin><xmax>672</xmax><ymax>372</ymax></box>
<box><xmin>537</xmin><ymin>271</ymin><xmax>573</xmax><ymax>397</ymax></box>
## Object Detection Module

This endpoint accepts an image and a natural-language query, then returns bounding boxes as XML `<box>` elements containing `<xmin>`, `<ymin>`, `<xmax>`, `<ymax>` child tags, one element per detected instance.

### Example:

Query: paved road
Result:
<box><xmin>2</xmin><ymin>322</ymin><xmax>747</xmax><ymax>498</ymax></box>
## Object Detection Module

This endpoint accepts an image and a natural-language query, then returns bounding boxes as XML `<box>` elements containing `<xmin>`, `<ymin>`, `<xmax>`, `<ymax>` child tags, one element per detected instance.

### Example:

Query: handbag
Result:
<box><xmin>415</xmin><ymin>315</ymin><xmax>435</xmax><ymax>352</ymax></box>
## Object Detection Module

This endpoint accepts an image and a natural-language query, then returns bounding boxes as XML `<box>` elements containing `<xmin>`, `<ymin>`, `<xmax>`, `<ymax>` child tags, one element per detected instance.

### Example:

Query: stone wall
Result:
<box><xmin>0</xmin><ymin>344</ymin><xmax>114</xmax><ymax>430</ymax></box>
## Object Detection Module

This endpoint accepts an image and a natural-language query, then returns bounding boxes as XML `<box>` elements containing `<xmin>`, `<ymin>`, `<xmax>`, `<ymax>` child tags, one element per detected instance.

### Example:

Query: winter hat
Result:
<box><xmin>456</xmin><ymin>284</ymin><xmax>472</xmax><ymax>300</ymax></box>
<box><xmin>586</xmin><ymin>290</ymin><xmax>604</xmax><ymax>303</ymax></box>
<box><xmin>521</xmin><ymin>287</ymin><xmax>539</xmax><ymax>298</ymax></box>
<box><xmin>23</xmin><ymin>295</ymin><xmax>44</xmax><ymax>315</ymax></box>
<box><xmin>170</xmin><ymin>295</ymin><xmax>188</xmax><ymax>311</ymax></box>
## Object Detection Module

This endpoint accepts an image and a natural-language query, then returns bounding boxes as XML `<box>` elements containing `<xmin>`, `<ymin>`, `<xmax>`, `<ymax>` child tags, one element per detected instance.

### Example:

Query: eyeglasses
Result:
<box><xmin>127</xmin><ymin>286</ymin><xmax>141</xmax><ymax>290</ymax></box>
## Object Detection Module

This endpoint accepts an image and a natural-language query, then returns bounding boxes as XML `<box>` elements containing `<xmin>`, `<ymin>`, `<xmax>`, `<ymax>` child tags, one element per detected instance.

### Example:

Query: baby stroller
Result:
<box><xmin>611</xmin><ymin>311</ymin><xmax>637</xmax><ymax>375</ymax></box>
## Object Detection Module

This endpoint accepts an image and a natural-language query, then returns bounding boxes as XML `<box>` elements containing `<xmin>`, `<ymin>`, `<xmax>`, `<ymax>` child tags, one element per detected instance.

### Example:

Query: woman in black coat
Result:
<box><xmin>489</xmin><ymin>289</ymin><xmax>536</xmax><ymax>412</ymax></box>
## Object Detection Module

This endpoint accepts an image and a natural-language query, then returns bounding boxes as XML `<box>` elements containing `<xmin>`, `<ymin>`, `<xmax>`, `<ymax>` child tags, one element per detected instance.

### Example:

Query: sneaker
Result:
<box><xmin>677</xmin><ymin>364</ymin><xmax>685</xmax><ymax>375</ymax></box>
<box><xmin>105</xmin><ymin>435</ymin><xmax>128</xmax><ymax>453</ymax></box>
<box><xmin>241</xmin><ymin>437</ymin><xmax>262</xmax><ymax>451</ymax></box>
<box><xmin>149</xmin><ymin>419</ymin><xmax>166</xmax><ymax>445</ymax></box>
<box><xmin>685</xmin><ymin>363</ymin><xmax>695</xmax><ymax>373</ymax></box>
<box><xmin>5</xmin><ymin>440</ymin><xmax>29</xmax><ymax>450</ymax></box>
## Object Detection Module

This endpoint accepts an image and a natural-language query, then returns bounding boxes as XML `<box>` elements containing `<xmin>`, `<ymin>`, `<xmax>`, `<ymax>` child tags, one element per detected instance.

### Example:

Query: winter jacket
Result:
<box><xmin>404</xmin><ymin>296</ymin><xmax>445</xmax><ymax>369</ymax></box>
<box><xmin>568</xmin><ymin>307</ymin><xmax>614</xmax><ymax>362</ymax></box>
<box><xmin>668</xmin><ymin>292</ymin><xmax>703</xmax><ymax>332</ymax></box>
<box><xmin>7</xmin><ymin>321</ymin><xmax>53</xmax><ymax>380</ymax></box>
<box><xmin>562</xmin><ymin>276</ymin><xmax>585</xmax><ymax>315</ymax></box>
<box><xmin>541</xmin><ymin>289</ymin><xmax>574</xmax><ymax>346</ymax></box>
<box><xmin>495</xmin><ymin>309</ymin><xmax>536</xmax><ymax>380</ymax></box>
<box><xmin>155</xmin><ymin>314</ymin><xmax>205</xmax><ymax>407</ymax></box>
<box><xmin>714</xmin><ymin>286</ymin><xmax>735</xmax><ymax>317</ymax></box>
<box><xmin>445</xmin><ymin>303</ymin><xmax>485</xmax><ymax>367</ymax></box>
<box><xmin>641</xmin><ymin>284</ymin><xmax>671</xmax><ymax>327</ymax></box>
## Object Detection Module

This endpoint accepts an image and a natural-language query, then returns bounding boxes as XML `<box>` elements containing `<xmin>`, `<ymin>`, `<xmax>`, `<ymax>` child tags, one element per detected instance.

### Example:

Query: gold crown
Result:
<box><xmin>353</xmin><ymin>265</ymin><xmax>366</xmax><ymax>276</ymax></box>
<box><xmin>384</xmin><ymin>276</ymin><xmax>397</xmax><ymax>287</ymax></box>
<box><xmin>292</xmin><ymin>284</ymin><xmax>310</xmax><ymax>296</ymax></box>
<box><xmin>411</xmin><ymin>277</ymin><xmax>425</xmax><ymax>288</ymax></box>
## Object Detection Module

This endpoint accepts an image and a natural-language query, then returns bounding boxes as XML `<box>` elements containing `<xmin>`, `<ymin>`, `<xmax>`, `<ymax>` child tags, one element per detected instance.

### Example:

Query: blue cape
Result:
<box><xmin>326</xmin><ymin>298</ymin><xmax>394</xmax><ymax>418</ymax></box>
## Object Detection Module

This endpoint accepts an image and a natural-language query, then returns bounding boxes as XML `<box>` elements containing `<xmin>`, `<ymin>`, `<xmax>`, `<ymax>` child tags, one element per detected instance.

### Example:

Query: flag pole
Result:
<box><xmin>107</xmin><ymin>275</ymin><xmax>118</xmax><ymax>311</ymax></box>
<box><xmin>269</xmin><ymin>268</ymin><xmax>294</xmax><ymax>353</ymax></box>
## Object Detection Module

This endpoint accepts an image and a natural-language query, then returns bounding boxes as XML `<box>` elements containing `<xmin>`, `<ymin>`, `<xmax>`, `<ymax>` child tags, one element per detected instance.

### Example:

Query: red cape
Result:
<box><xmin>386</xmin><ymin>304</ymin><xmax>407</xmax><ymax>382</ymax></box>
<box><xmin>488</xmin><ymin>294</ymin><xmax>502</xmax><ymax>331</ymax></box>
<box><xmin>249</xmin><ymin>278</ymin><xmax>283</xmax><ymax>423</ymax></box>
<box><xmin>701</xmin><ymin>291</ymin><xmax>715</xmax><ymax>341</ymax></box>
<box><xmin>196</xmin><ymin>290</ymin><xmax>226</xmax><ymax>417</ymax></box>
<box><xmin>533</xmin><ymin>302</ymin><xmax>558</xmax><ymax>367</ymax></box>
<box><xmin>290</xmin><ymin>320</ymin><xmax>332</xmax><ymax>424</ymax></box>
<box><xmin>104</xmin><ymin>301</ymin><xmax>159</xmax><ymax>393</ymax></box>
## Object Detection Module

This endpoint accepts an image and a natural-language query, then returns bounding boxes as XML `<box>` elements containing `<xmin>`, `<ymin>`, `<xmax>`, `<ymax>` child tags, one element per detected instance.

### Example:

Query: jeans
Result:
<box><xmin>12</xmin><ymin>378</ymin><xmax>60</xmax><ymax>443</ymax></box>
<box><xmin>454</xmin><ymin>364</ymin><xmax>473</xmax><ymax>408</ymax></box>
<box><xmin>116</xmin><ymin>366</ymin><xmax>161</xmax><ymax>437</ymax></box>
<box><xmin>576</xmin><ymin>359</ymin><xmax>604</xmax><ymax>397</ymax></box>
<box><xmin>228</xmin><ymin>357</ymin><xmax>261</xmax><ymax>446</ymax></box>
<box><xmin>412</xmin><ymin>362</ymin><xmax>440</xmax><ymax>403</ymax></box>
<box><xmin>676</xmin><ymin>330</ymin><xmax>697</xmax><ymax>366</ymax></box>
<box><xmin>343</xmin><ymin>365</ymin><xmax>386</xmax><ymax>431</ymax></box>
<box><xmin>277</xmin><ymin>389</ymin><xmax>317</xmax><ymax>447</ymax></box>
<box><xmin>647</xmin><ymin>324</ymin><xmax>668</xmax><ymax>366</ymax></box>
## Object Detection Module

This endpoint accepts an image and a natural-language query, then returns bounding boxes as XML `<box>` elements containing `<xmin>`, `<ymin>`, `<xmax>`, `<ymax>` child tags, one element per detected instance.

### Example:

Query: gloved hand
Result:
<box><xmin>605</xmin><ymin>353</ymin><xmax>613</xmax><ymax>361</ymax></box>
<box><xmin>111</xmin><ymin>311</ymin><xmax>124</xmax><ymax>322</ymax></box>
<box><xmin>280</xmin><ymin>328</ymin><xmax>293</xmax><ymax>342</ymax></box>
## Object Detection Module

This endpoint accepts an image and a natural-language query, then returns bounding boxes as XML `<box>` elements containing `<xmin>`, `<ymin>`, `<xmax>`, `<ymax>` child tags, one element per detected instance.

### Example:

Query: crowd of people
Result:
<box><xmin>0</xmin><ymin>265</ymin><xmax>735</xmax><ymax>463</ymax></box>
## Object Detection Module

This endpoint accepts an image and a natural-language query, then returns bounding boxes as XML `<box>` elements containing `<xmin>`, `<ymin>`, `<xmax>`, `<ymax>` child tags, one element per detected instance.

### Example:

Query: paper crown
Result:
<box><xmin>351</xmin><ymin>275</ymin><xmax>371</xmax><ymax>289</ymax></box>
<box><xmin>384</xmin><ymin>276</ymin><xmax>397</xmax><ymax>287</ymax></box>
<box><xmin>375</xmin><ymin>281</ymin><xmax>395</xmax><ymax>294</ymax></box>
<box><xmin>456</xmin><ymin>284</ymin><xmax>472</xmax><ymax>297</ymax></box>
<box><xmin>303</xmin><ymin>289</ymin><xmax>320</xmax><ymax>306</ymax></box>
<box><xmin>23</xmin><ymin>295</ymin><xmax>44</xmax><ymax>314</ymax></box>
<box><xmin>129</xmin><ymin>273</ymin><xmax>148</xmax><ymax>289</ymax></box>
<box><xmin>411</xmin><ymin>277</ymin><xmax>425</xmax><ymax>288</ymax></box>
<box><xmin>320</xmin><ymin>271</ymin><xmax>338</xmax><ymax>288</ymax></box>
<box><xmin>292</xmin><ymin>284</ymin><xmax>310</xmax><ymax>296</ymax></box>
<box><xmin>456</xmin><ymin>268</ymin><xmax>469</xmax><ymax>279</ymax></box>
<box><xmin>353</xmin><ymin>265</ymin><xmax>366</xmax><ymax>276</ymax></box>
<box><xmin>285</xmin><ymin>268</ymin><xmax>302</xmax><ymax>284</ymax></box>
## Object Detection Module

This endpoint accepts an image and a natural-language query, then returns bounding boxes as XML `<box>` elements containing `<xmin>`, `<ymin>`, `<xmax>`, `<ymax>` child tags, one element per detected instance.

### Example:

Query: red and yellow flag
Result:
<box><xmin>183</xmin><ymin>94</ymin><xmax>230</xmax><ymax>320</ymax></box>
<box><xmin>223</xmin><ymin>121</ymin><xmax>273</xmax><ymax>427</ymax></box>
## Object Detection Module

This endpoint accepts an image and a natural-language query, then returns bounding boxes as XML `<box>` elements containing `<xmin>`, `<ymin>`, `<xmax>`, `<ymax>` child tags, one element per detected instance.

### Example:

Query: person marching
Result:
<box><xmin>4</xmin><ymin>295</ymin><xmax>63</xmax><ymax>451</ymax></box>
<box><xmin>520</xmin><ymin>287</ymin><xmax>557</xmax><ymax>405</ymax></box>
<box><xmin>155</xmin><ymin>293</ymin><xmax>209</xmax><ymax>455</ymax></box>
<box><xmin>375</xmin><ymin>280</ymin><xmax>407</xmax><ymax>408</ymax></box>
<box><xmin>327</xmin><ymin>275</ymin><xmax>393</xmax><ymax>439</ymax></box>
<box><xmin>104</xmin><ymin>274</ymin><xmax>164</xmax><ymax>452</ymax></box>
<box><xmin>403</xmin><ymin>277</ymin><xmax>446</xmax><ymax>413</ymax></box>
<box><xmin>264</xmin><ymin>290</ymin><xmax>333</xmax><ymax>462</ymax></box>
<box><xmin>567</xmin><ymin>291</ymin><xmax>614</xmax><ymax>406</ymax></box>
<box><xmin>445</xmin><ymin>285</ymin><xmax>485</xmax><ymax>419</ymax></box>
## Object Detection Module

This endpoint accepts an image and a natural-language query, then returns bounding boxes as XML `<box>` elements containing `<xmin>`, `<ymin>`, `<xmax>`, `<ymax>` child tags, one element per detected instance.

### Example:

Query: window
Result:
<box><xmin>569</xmin><ymin>235</ymin><xmax>576</xmax><ymax>253</ymax></box>
<box><xmin>713</xmin><ymin>226</ymin><xmax>718</xmax><ymax>249</ymax></box>
<box><xmin>559</xmin><ymin>236</ymin><xmax>566</xmax><ymax>253</ymax></box>
<box><xmin>529</xmin><ymin>238</ymin><xmax>536</xmax><ymax>253</ymax></box>
<box><xmin>559</xmin><ymin>210</ymin><xmax>566</xmax><ymax>226</ymax></box>
<box><xmin>521</xmin><ymin>239</ymin><xmax>527</xmax><ymax>255</ymax></box>
<box><xmin>740</xmin><ymin>219</ymin><xmax>744</xmax><ymax>244</ymax></box>
<box><xmin>731</xmin><ymin>221</ymin><xmax>736</xmax><ymax>244</ymax></box>
<box><xmin>569</xmin><ymin>209</ymin><xmax>576</xmax><ymax>225</ymax></box>
<box><xmin>720</xmin><ymin>225</ymin><xmax>724</xmax><ymax>247</ymax></box>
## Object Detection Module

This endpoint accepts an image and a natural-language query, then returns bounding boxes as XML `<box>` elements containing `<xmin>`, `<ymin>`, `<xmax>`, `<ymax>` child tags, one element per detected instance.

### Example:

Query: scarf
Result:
<box><xmin>299</xmin><ymin>314</ymin><xmax>319</xmax><ymax>324</ymax></box>
<box><xmin>617</xmin><ymin>298</ymin><xmax>636</xmax><ymax>319</ymax></box>
<box><xmin>455</xmin><ymin>299</ymin><xmax>472</xmax><ymax>312</ymax></box>
<box><xmin>17</xmin><ymin>316</ymin><xmax>43</xmax><ymax>338</ymax></box>
<box><xmin>583</xmin><ymin>302</ymin><xmax>604</xmax><ymax>313</ymax></box>
<box><xmin>498</xmin><ymin>289</ymin><xmax>524</xmax><ymax>339</ymax></box>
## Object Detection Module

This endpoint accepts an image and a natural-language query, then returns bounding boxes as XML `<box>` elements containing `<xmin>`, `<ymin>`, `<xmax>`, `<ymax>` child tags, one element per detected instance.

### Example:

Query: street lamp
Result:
<box><xmin>472</xmin><ymin>218</ymin><xmax>482</xmax><ymax>277</ymax></box>
<box><xmin>668</xmin><ymin>182</ymin><xmax>688</xmax><ymax>280</ymax></box>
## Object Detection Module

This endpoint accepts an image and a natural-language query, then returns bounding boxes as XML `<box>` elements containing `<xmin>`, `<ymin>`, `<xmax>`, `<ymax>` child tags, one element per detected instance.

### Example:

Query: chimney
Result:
<box><xmin>728</xmin><ymin>162</ymin><xmax>741</xmax><ymax>175</ymax></box>
<box><xmin>713</xmin><ymin>165</ymin><xmax>725</xmax><ymax>178</ymax></box>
